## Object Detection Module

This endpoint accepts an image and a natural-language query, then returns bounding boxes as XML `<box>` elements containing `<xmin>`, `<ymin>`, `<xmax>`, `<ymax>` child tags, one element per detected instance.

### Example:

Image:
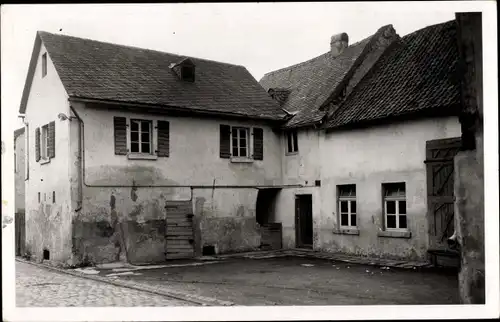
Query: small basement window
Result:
<box><xmin>383</xmin><ymin>182</ymin><xmax>407</xmax><ymax>230</ymax></box>
<box><xmin>338</xmin><ymin>184</ymin><xmax>357</xmax><ymax>228</ymax></box>
<box><xmin>42</xmin><ymin>53</ymin><xmax>47</xmax><ymax>77</ymax></box>
<box><xmin>181</xmin><ymin>65</ymin><xmax>195</xmax><ymax>82</ymax></box>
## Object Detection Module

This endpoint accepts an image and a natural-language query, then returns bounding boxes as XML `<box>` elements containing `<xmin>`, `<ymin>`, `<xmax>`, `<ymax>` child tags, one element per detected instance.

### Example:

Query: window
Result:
<box><xmin>181</xmin><ymin>65</ymin><xmax>195</xmax><ymax>82</ymax></box>
<box><xmin>14</xmin><ymin>151</ymin><xmax>17</xmax><ymax>173</ymax></box>
<box><xmin>53</xmin><ymin>191</ymin><xmax>56</xmax><ymax>204</ymax></box>
<box><xmin>42</xmin><ymin>53</ymin><xmax>47</xmax><ymax>77</ymax></box>
<box><xmin>130</xmin><ymin>119</ymin><xmax>152</xmax><ymax>154</ymax></box>
<box><xmin>383</xmin><ymin>182</ymin><xmax>407</xmax><ymax>230</ymax></box>
<box><xmin>338</xmin><ymin>185</ymin><xmax>357</xmax><ymax>227</ymax></box>
<box><xmin>41</xmin><ymin>125</ymin><xmax>49</xmax><ymax>159</ymax></box>
<box><xmin>232</xmin><ymin>127</ymin><xmax>249</xmax><ymax>157</ymax></box>
<box><xmin>286</xmin><ymin>131</ymin><xmax>298</xmax><ymax>154</ymax></box>
<box><xmin>38</xmin><ymin>192</ymin><xmax>40</xmax><ymax>203</ymax></box>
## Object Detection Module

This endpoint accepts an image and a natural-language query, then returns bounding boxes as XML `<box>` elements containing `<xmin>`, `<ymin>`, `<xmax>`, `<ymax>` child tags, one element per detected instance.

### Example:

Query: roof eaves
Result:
<box><xmin>69</xmin><ymin>96</ymin><xmax>287</xmax><ymax>122</ymax></box>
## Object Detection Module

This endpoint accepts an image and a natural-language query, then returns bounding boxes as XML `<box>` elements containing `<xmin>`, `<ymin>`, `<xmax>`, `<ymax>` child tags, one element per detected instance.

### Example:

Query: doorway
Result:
<box><xmin>295</xmin><ymin>194</ymin><xmax>313</xmax><ymax>248</ymax></box>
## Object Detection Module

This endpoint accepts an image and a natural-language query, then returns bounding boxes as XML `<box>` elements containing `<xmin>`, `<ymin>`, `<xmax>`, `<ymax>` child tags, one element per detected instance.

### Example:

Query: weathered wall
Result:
<box><xmin>454</xmin><ymin>12</ymin><xmax>485</xmax><ymax>304</ymax></box>
<box><xmin>274</xmin><ymin>186</ymin><xmax>321</xmax><ymax>249</ymax></box>
<box><xmin>318</xmin><ymin>117</ymin><xmax>461</xmax><ymax>260</ymax></box>
<box><xmin>14</xmin><ymin>131</ymin><xmax>25</xmax><ymax>213</ymax></box>
<box><xmin>282</xmin><ymin>128</ymin><xmax>321</xmax><ymax>185</ymax></box>
<box><xmin>69</xmin><ymin>103</ymin><xmax>282</xmax><ymax>262</ymax></box>
<box><xmin>270</xmin><ymin>117</ymin><xmax>461</xmax><ymax>259</ymax></box>
<box><xmin>23</xmin><ymin>42</ymin><xmax>74</xmax><ymax>265</ymax></box>
<box><xmin>193</xmin><ymin>188</ymin><xmax>261</xmax><ymax>254</ymax></box>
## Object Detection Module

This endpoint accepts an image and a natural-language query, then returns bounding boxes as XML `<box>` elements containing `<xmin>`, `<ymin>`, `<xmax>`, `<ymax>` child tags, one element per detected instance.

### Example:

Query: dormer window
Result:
<box><xmin>181</xmin><ymin>65</ymin><xmax>195</xmax><ymax>82</ymax></box>
<box><xmin>170</xmin><ymin>57</ymin><xmax>196</xmax><ymax>82</ymax></box>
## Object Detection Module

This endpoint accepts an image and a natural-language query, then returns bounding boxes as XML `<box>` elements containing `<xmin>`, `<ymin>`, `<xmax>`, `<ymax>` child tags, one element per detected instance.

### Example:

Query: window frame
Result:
<box><xmin>383</xmin><ymin>183</ymin><xmax>407</xmax><ymax>231</ymax></box>
<box><xmin>286</xmin><ymin>130</ymin><xmax>299</xmax><ymax>154</ymax></box>
<box><xmin>337</xmin><ymin>185</ymin><xmax>357</xmax><ymax>228</ymax></box>
<box><xmin>231</xmin><ymin>126</ymin><xmax>250</xmax><ymax>158</ymax></box>
<box><xmin>129</xmin><ymin>118</ymin><xmax>153</xmax><ymax>155</ymax></box>
<box><xmin>42</xmin><ymin>53</ymin><xmax>47</xmax><ymax>77</ymax></box>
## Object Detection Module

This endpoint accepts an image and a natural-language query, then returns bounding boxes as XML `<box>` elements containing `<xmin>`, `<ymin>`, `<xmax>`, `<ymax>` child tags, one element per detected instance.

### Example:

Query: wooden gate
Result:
<box><xmin>165</xmin><ymin>201</ymin><xmax>195</xmax><ymax>259</ymax></box>
<box><xmin>425</xmin><ymin>137</ymin><xmax>461</xmax><ymax>250</ymax></box>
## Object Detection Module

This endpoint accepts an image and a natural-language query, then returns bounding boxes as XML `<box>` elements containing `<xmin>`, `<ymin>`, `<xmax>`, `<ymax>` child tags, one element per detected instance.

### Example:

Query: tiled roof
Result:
<box><xmin>22</xmin><ymin>31</ymin><xmax>286</xmax><ymax>120</ymax></box>
<box><xmin>325</xmin><ymin>20</ymin><xmax>460</xmax><ymax>129</ymax></box>
<box><xmin>259</xmin><ymin>35</ymin><xmax>374</xmax><ymax>128</ymax></box>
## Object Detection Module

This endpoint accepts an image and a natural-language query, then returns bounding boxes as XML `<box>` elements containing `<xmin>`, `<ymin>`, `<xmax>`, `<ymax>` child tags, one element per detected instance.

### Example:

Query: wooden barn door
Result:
<box><xmin>425</xmin><ymin>137</ymin><xmax>461</xmax><ymax>250</ymax></box>
<box><xmin>165</xmin><ymin>201</ymin><xmax>195</xmax><ymax>259</ymax></box>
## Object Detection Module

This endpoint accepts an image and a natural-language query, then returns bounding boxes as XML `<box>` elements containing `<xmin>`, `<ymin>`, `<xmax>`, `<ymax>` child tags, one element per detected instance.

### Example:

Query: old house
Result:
<box><xmin>19</xmin><ymin>18</ymin><xmax>469</xmax><ymax>267</ymax></box>
<box><xmin>261</xmin><ymin>20</ymin><xmax>463</xmax><ymax>261</ymax></box>
<box><xmin>19</xmin><ymin>31</ymin><xmax>287</xmax><ymax>266</ymax></box>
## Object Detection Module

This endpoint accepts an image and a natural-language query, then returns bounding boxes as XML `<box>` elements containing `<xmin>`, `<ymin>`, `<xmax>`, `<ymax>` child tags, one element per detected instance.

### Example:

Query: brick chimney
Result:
<box><xmin>330</xmin><ymin>32</ymin><xmax>349</xmax><ymax>56</ymax></box>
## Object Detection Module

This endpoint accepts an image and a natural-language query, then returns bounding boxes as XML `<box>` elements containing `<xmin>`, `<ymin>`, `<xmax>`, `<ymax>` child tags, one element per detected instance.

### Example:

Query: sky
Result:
<box><xmin>0</xmin><ymin>2</ymin><xmax>463</xmax><ymax>139</ymax></box>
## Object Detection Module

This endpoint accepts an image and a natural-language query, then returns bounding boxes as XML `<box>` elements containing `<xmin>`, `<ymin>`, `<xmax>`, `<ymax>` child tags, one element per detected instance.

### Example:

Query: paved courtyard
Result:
<box><xmin>95</xmin><ymin>256</ymin><xmax>459</xmax><ymax>306</ymax></box>
<box><xmin>16</xmin><ymin>256</ymin><xmax>460</xmax><ymax>306</ymax></box>
<box><xmin>15</xmin><ymin>261</ymin><xmax>190</xmax><ymax>307</ymax></box>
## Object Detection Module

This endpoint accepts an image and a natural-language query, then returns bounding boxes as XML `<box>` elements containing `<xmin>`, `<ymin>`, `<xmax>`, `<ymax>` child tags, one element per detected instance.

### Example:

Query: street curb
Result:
<box><xmin>15</xmin><ymin>258</ymin><xmax>234</xmax><ymax>307</ymax></box>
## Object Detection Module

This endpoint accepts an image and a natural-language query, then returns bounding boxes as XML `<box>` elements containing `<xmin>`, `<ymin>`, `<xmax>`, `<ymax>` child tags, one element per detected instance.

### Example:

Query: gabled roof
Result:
<box><xmin>259</xmin><ymin>31</ymin><xmax>377</xmax><ymax>129</ymax></box>
<box><xmin>325</xmin><ymin>20</ymin><xmax>460</xmax><ymax>130</ymax></box>
<box><xmin>19</xmin><ymin>31</ymin><xmax>286</xmax><ymax>121</ymax></box>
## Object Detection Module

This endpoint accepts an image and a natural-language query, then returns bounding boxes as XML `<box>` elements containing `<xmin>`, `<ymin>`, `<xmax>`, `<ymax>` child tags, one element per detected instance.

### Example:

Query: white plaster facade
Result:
<box><xmin>273</xmin><ymin>116</ymin><xmax>462</xmax><ymax>260</ymax></box>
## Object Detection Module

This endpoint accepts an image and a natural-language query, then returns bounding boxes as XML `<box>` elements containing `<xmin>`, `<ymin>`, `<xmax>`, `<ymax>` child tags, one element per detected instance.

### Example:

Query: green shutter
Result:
<box><xmin>114</xmin><ymin>117</ymin><xmax>127</xmax><ymax>155</ymax></box>
<box><xmin>157</xmin><ymin>120</ymin><xmax>170</xmax><ymax>157</ymax></box>
<box><xmin>35</xmin><ymin>127</ymin><xmax>41</xmax><ymax>162</ymax></box>
<box><xmin>220</xmin><ymin>124</ymin><xmax>231</xmax><ymax>158</ymax></box>
<box><xmin>48</xmin><ymin>121</ymin><xmax>55</xmax><ymax>158</ymax></box>
<box><xmin>253</xmin><ymin>127</ymin><xmax>263</xmax><ymax>160</ymax></box>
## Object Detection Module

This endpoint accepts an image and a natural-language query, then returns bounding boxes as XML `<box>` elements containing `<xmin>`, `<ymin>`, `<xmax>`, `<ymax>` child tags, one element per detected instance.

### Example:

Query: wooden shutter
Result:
<box><xmin>114</xmin><ymin>117</ymin><xmax>127</xmax><ymax>155</ymax></box>
<box><xmin>253</xmin><ymin>127</ymin><xmax>263</xmax><ymax>160</ymax></box>
<box><xmin>35</xmin><ymin>127</ymin><xmax>41</xmax><ymax>162</ymax></box>
<box><xmin>220</xmin><ymin>124</ymin><xmax>231</xmax><ymax>158</ymax></box>
<box><xmin>48</xmin><ymin>121</ymin><xmax>55</xmax><ymax>158</ymax></box>
<box><xmin>157</xmin><ymin>120</ymin><xmax>170</xmax><ymax>157</ymax></box>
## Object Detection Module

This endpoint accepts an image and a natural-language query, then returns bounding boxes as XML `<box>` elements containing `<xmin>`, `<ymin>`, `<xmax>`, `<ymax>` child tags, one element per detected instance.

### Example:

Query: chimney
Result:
<box><xmin>330</xmin><ymin>32</ymin><xmax>349</xmax><ymax>56</ymax></box>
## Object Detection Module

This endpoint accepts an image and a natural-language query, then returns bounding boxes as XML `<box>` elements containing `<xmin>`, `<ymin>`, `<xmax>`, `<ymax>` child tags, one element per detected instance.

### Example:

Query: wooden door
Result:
<box><xmin>425</xmin><ymin>137</ymin><xmax>461</xmax><ymax>250</ymax></box>
<box><xmin>15</xmin><ymin>212</ymin><xmax>25</xmax><ymax>256</ymax></box>
<box><xmin>295</xmin><ymin>195</ymin><xmax>313</xmax><ymax>248</ymax></box>
<box><xmin>165</xmin><ymin>201</ymin><xmax>195</xmax><ymax>259</ymax></box>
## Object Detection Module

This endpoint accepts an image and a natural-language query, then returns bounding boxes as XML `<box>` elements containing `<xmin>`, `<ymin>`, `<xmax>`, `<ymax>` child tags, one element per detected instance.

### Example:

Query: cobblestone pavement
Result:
<box><xmin>16</xmin><ymin>261</ymin><xmax>190</xmax><ymax>307</ymax></box>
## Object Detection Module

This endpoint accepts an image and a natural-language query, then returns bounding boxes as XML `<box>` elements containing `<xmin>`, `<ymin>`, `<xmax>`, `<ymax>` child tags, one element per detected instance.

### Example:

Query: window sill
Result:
<box><xmin>127</xmin><ymin>153</ymin><xmax>158</xmax><ymax>160</ymax></box>
<box><xmin>333</xmin><ymin>228</ymin><xmax>360</xmax><ymax>235</ymax></box>
<box><xmin>377</xmin><ymin>230</ymin><xmax>411</xmax><ymax>239</ymax></box>
<box><xmin>285</xmin><ymin>151</ymin><xmax>299</xmax><ymax>156</ymax></box>
<box><xmin>230</xmin><ymin>157</ymin><xmax>254</xmax><ymax>163</ymax></box>
<box><xmin>40</xmin><ymin>158</ymin><xmax>51</xmax><ymax>165</ymax></box>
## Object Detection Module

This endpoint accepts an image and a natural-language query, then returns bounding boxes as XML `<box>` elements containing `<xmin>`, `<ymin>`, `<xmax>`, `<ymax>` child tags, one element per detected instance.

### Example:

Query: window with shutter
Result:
<box><xmin>253</xmin><ymin>127</ymin><xmax>263</xmax><ymax>160</ymax></box>
<box><xmin>220</xmin><ymin>124</ymin><xmax>231</xmax><ymax>158</ymax></box>
<box><xmin>35</xmin><ymin>127</ymin><xmax>41</xmax><ymax>162</ymax></box>
<box><xmin>157</xmin><ymin>120</ymin><xmax>170</xmax><ymax>157</ymax></box>
<box><xmin>113</xmin><ymin>117</ymin><xmax>127</xmax><ymax>155</ymax></box>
